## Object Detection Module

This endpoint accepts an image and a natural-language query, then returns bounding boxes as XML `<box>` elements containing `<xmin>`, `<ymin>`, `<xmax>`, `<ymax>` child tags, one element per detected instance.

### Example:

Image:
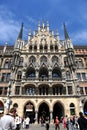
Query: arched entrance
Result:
<box><xmin>84</xmin><ymin>101</ymin><xmax>87</xmax><ymax>114</ymax></box>
<box><xmin>0</xmin><ymin>100</ymin><xmax>4</xmax><ymax>112</ymax></box>
<box><xmin>53</xmin><ymin>102</ymin><xmax>64</xmax><ymax>121</ymax></box>
<box><xmin>24</xmin><ymin>102</ymin><xmax>35</xmax><ymax>123</ymax></box>
<box><xmin>38</xmin><ymin>102</ymin><xmax>49</xmax><ymax>123</ymax></box>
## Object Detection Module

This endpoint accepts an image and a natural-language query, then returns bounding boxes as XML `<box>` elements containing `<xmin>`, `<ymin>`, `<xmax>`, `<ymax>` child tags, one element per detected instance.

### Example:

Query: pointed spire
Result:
<box><xmin>17</xmin><ymin>23</ymin><xmax>24</xmax><ymax>40</ymax></box>
<box><xmin>63</xmin><ymin>23</ymin><xmax>70</xmax><ymax>40</ymax></box>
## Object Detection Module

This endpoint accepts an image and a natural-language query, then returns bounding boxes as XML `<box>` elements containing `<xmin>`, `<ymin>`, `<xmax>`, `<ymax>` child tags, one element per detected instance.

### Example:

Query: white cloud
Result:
<box><xmin>71</xmin><ymin>30</ymin><xmax>87</xmax><ymax>44</ymax></box>
<box><xmin>0</xmin><ymin>5</ymin><xmax>20</xmax><ymax>45</ymax></box>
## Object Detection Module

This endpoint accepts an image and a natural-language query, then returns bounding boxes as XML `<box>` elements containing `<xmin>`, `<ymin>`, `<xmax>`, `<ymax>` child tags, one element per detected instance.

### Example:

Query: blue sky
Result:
<box><xmin>0</xmin><ymin>0</ymin><xmax>87</xmax><ymax>46</ymax></box>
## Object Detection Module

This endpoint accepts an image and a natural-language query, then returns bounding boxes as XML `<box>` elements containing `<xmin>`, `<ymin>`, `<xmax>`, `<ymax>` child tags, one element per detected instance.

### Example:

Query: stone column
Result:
<box><xmin>50</xmin><ymin>111</ymin><xmax>53</xmax><ymax>124</ymax></box>
<box><xmin>35</xmin><ymin>111</ymin><xmax>38</xmax><ymax>124</ymax></box>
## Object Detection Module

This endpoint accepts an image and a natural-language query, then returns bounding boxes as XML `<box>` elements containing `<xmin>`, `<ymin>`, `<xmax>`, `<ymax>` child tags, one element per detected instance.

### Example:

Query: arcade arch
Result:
<box><xmin>53</xmin><ymin>101</ymin><xmax>64</xmax><ymax>120</ymax></box>
<box><xmin>23</xmin><ymin>101</ymin><xmax>35</xmax><ymax>123</ymax></box>
<box><xmin>38</xmin><ymin>102</ymin><xmax>50</xmax><ymax>123</ymax></box>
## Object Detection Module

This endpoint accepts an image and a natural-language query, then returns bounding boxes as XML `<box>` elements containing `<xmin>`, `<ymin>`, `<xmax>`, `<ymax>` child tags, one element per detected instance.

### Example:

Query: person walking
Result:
<box><xmin>15</xmin><ymin>114</ymin><xmax>21</xmax><ymax>130</ymax></box>
<box><xmin>1</xmin><ymin>107</ymin><xmax>16</xmax><ymax>130</ymax></box>
<box><xmin>25</xmin><ymin>116</ymin><xmax>30</xmax><ymax>129</ymax></box>
<box><xmin>78</xmin><ymin>112</ymin><xmax>87</xmax><ymax>130</ymax></box>
<box><xmin>55</xmin><ymin>116</ymin><xmax>60</xmax><ymax>130</ymax></box>
<box><xmin>45</xmin><ymin>117</ymin><xmax>50</xmax><ymax>130</ymax></box>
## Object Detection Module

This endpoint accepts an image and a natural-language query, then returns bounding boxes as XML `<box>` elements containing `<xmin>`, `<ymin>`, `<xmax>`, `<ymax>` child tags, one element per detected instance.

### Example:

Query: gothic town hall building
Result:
<box><xmin>0</xmin><ymin>22</ymin><xmax>87</xmax><ymax>123</ymax></box>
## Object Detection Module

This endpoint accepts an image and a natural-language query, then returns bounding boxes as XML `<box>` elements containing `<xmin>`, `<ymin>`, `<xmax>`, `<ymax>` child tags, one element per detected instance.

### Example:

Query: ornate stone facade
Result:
<box><xmin>0</xmin><ymin>22</ymin><xmax>87</xmax><ymax>123</ymax></box>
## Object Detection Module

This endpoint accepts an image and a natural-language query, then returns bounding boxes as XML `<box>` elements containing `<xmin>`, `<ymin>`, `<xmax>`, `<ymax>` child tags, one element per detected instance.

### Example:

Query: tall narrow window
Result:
<box><xmin>82</xmin><ymin>73</ymin><xmax>86</xmax><ymax>81</ymax></box>
<box><xmin>66</xmin><ymin>71</ymin><xmax>70</xmax><ymax>80</ymax></box>
<box><xmin>70</xmin><ymin>103</ymin><xmax>75</xmax><ymax>115</ymax></box>
<box><xmin>17</xmin><ymin>71</ymin><xmax>22</xmax><ymax>80</ymax></box>
<box><xmin>77</xmin><ymin>73</ymin><xmax>81</xmax><ymax>80</ymax></box>
<box><xmin>4</xmin><ymin>59</ymin><xmax>9</xmax><ymax>68</ymax></box>
<box><xmin>15</xmin><ymin>86</ymin><xmax>20</xmax><ymax>95</ymax></box>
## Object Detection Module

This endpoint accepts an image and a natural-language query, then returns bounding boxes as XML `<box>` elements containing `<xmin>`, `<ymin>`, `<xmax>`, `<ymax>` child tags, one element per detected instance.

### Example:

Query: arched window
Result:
<box><xmin>78</xmin><ymin>59</ymin><xmax>83</xmax><ymax>68</ymax></box>
<box><xmin>25</xmin><ymin>86</ymin><xmax>35</xmax><ymax>95</ymax></box>
<box><xmin>39</xmin><ymin>85</ymin><xmax>49</xmax><ymax>95</ymax></box>
<box><xmin>29</xmin><ymin>45</ymin><xmax>32</xmax><ymax>51</ymax></box>
<box><xmin>40</xmin><ymin>56</ymin><xmax>47</xmax><ymax>64</ymax></box>
<box><xmin>40</xmin><ymin>44</ymin><xmax>43</xmax><ymax>51</ymax></box>
<box><xmin>34</xmin><ymin>44</ymin><xmax>37</xmax><ymax>51</ymax></box>
<box><xmin>50</xmin><ymin>44</ymin><xmax>53</xmax><ymax>51</ymax></box>
<box><xmin>44</xmin><ymin>44</ymin><xmax>48</xmax><ymax>51</ymax></box>
<box><xmin>26</xmin><ymin>67</ymin><xmax>35</xmax><ymax>78</ymax></box>
<box><xmin>70</xmin><ymin>103</ymin><xmax>75</xmax><ymax>115</ymax></box>
<box><xmin>19</xmin><ymin>57</ymin><xmax>23</xmax><ymax>66</ymax></box>
<box><xmin>64</xmin><ymin>57</ymin><xmax>68</xmax><ymax>67</ymax></box>
<box><xmin>52</xmin><ymin>56</ymin><xmax>58</xmax><ymax>64</ymax></box>
<box><xmin>13</xmin><ymin>103</ymin><xmax>18</xmax><ymax>108</ymax></box>
<box><xmin>4</xmin><ymin>59</ymin><xmax>9</xmax><ymax>68</ymax></box>
<box><xmin>39</xmin><ymin>67</ymin><xmax>48</xmax><ymax>79</ymax></box>
<box><xmin>52</xmin><ymin>67</ymin><xmax>61</xmax><ymax>78</ymax></box>
<box><xmin>55</xmin><ymin>45</ymin><xmax>58</xmax><ymax>51</ymax></box>
<box><xmin>29</xmin><ymin>56</ymin><xmax>36</xmax><ymax>64</ymax></box>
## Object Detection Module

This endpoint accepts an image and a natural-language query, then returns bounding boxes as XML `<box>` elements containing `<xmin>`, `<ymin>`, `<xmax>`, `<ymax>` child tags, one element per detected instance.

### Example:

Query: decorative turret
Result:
<box><xmin>63</xmin><ymin>23</ymin><xmax>73</xmax><ymax>49</ymax></box>
<box><xmin>14</xmin><ymin>23</ymin><xmax>24</xmax><ymax>49</ymax></box>
<box><xmin>63</xmin><ymin>23</ymin><xmax>76</xmax><ymax>71</ymax></box>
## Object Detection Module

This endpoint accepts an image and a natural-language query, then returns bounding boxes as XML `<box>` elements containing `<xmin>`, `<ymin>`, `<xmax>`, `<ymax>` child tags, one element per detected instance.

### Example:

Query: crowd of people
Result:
<box><xmin>54</xmin><ymin>112</ymin><xmax>87</xmax><ymax>130</ymax></box>
<box><xmin>0</xmin><ymin>108</ymin><xmax>87</xmax><ymax>130</ymax></box>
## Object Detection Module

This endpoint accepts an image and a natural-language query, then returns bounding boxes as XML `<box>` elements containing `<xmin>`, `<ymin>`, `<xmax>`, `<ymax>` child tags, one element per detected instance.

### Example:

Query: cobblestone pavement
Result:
<box><xmin>21</xmin><ymin>123</ymin><xmax>75</xmax><ymax>130</ymax></box>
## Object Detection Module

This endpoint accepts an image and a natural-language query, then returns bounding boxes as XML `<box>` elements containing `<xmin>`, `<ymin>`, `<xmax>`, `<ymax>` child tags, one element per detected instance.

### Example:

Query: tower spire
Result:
<box><xmin>17</xmin><ymin>23</ymin><xmax>24</xmax><ymax>40</ymax></box>
<box><xmin>63</xmin><ymin>23</ymin><xmax>70</xmax><ymax>40</ymax></box>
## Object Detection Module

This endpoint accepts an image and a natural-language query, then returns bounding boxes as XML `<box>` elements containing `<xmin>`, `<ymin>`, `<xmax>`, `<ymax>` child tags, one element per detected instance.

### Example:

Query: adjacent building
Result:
<box><xmin>0</xmin><ymin>22</ymin><xmax>87</xmax><ymax>123</ymax></box>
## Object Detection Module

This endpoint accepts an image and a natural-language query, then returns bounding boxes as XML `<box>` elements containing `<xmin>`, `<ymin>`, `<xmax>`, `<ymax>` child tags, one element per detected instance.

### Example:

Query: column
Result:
<box><xmin>66</xmin><ymin>86</ymin><xmax>68</xmax><ymax>95</ymax></box>
<box><xmin>35</xmin><ymin>111</ymin><xmax>38</xmax><ymax>124</ymax></box>
<box><xmin>50</xmin><ymin>111</ymin><xmax>53</xmax><ymax>123</ymax></box>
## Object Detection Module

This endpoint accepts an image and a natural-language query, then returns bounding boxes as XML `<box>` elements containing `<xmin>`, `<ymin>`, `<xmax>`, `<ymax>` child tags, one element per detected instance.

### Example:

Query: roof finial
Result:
<box><xmin>38</xmin><ymin>21</ymin><xmax>40</xmax><ymax>31</ymax></box>
<box><xmin>56</xmin><ymin>29</ymin><xmax>59</xmax><ymax>40</ymax></box>
<box><xmin>46</xmin><ymin>21</ymin><xmax>49</xmax><ymax>31</ymax></box>
<box><xmin>42</xmin><ymin>20</ymin><xmax>45</xmax><ymax>28</ymax></box>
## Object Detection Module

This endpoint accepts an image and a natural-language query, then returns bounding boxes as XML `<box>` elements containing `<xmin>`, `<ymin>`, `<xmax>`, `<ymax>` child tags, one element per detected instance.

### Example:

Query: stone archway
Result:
<box><xmin>84</xmin><ymin>101</ymin><xmax>87</xmax><ymax>114</ymax></box>
<box><xmin>0</xmin><ymin>100</ymin><xmax>4</xmax><ymax>112</ymax></box>
<box><xmin>38</xmin><ymin>102</ymin><xmax>50</xmax><ymax>123</ymax></box>
<box><xmin>23</xmin><ymin>101</ymin><xmax>35</xmax><ymax>123</ymax></box>
<box><xmin>53</xmin><ymin>102</ymin><xmax>64</xmax><ymax>121</ymax></box>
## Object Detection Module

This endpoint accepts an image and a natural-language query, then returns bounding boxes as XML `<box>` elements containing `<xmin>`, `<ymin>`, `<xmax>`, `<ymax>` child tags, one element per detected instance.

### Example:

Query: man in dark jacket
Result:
<box><xmin>78</xmin><ymin>112</ymin><xmax>87</xmax><ymax>130</ymax></box>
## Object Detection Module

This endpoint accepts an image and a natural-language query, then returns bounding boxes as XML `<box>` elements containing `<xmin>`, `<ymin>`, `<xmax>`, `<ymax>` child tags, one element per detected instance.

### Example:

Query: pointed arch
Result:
<box><xmin>52</xmin><ymin>64</ymin><xmax>62</xmax><ymax>78</ymax></box>
<box><xmin>26</xmin><ymin>64</ymin><xmax>36</xmax><ymax>78</ymax></box>
<box><xmin>39</xmin><ymin>63</ymin><xmax>48</xmax><ymax>78</ymax></box>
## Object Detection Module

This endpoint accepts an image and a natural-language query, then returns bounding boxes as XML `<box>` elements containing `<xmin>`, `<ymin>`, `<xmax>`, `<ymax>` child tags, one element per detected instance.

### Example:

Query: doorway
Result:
<box><xmin>53</xmin><ymin>102</ymin><xmax>64</xmax><ymax>121</ymax></box>
<box><xmin>23</xmin><ymin>102</ymin><xmax>35</xmax><ymax>123</ymax></box>
<box><xmin>38</xmin><ymin>102</ymin><xmax>49</xmax><ymax>123</ymax></box>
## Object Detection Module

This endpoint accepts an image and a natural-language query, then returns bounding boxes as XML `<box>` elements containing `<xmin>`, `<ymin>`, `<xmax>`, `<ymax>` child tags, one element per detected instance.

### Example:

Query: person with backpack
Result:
<box><xmin>55</xmin><ymin>116</ymin><xmax>60</xmax><ymax>130</ymax></box>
